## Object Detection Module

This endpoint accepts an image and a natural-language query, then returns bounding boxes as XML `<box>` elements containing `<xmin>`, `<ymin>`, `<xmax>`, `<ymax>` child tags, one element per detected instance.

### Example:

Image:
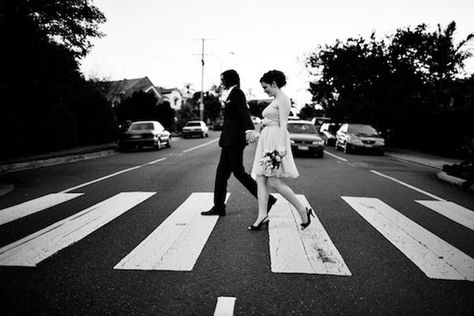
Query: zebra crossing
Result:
<box><xmin>0</xmin><ymin>191</ymin><xmax>472</xmax><ymax>281</ymax></box>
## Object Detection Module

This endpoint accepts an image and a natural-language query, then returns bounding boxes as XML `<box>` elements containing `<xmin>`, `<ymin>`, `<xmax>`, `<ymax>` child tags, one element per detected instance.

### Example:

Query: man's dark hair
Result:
<box><xmin>221</xmin><ymin>69</ymin><xmax>240</xmax><ymax>88</ymax></box>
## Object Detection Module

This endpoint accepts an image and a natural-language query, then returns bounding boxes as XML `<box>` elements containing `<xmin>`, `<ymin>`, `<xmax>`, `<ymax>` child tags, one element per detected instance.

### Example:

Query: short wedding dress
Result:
<box><xmin>251</xmin><ymin>100</ymin><xmax>299</xmax><ymax>178</ymax></box>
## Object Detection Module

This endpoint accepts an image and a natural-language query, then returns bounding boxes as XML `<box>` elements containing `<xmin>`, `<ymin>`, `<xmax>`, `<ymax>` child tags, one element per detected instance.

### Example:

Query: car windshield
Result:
<box><xmin>186</xmin><ymin>122</ymin><xmax>201</xmax><ymax>127</ymax></box>
<box><xmin>129</xmin><ymin>123</ymin><xmax>154</xmax><ymax>130</ymax></box>
<box><xmin>348</xmin><ymin>124</ymin><xmax>379</xmax><ymax>136</ymax></box>
<box><xmin>288</xmin><ymin>124</ymin><xmax>318</xmax><ymax>134</ymax></box>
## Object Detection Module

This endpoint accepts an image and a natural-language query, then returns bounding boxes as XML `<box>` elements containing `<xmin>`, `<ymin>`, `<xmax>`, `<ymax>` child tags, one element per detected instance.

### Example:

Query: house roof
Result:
<box><xmin>155</xmin><ymin>86</ymin><xmax>182</xmax><ymax>96</ymax></box>
<box><xmin>100</xmin><ymin>77</ymin><xmax>159</xmax><ymax>101</ymax></box>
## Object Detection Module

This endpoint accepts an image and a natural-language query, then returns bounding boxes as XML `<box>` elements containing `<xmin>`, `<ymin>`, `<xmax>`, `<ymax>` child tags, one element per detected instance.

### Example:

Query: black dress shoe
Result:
<box><xmin>267</xmin><ymin>196</ymin><xmax>277</xmax><ymax>213</ymax></box>
<box><xmin>201</xmin><ymin>207</ymin><xmax>225</xmax><ymax>216</ymax></box>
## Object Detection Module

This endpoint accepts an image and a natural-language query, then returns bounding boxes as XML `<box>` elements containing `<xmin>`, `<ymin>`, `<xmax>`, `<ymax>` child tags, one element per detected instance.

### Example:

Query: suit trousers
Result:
<box><xmin>214</xmin><ymin>146</ymin><xmax>258</xmax><ymax>210</ymax></box>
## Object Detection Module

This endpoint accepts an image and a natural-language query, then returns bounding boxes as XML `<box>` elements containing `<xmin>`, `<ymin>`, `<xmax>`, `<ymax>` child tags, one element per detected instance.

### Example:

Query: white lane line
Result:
<box><xmin>213</xmin><ymin>297</ymin><xmax>236</xmax><ymax>316</ymax></box>
<box><xmin>416</xmin><ymin>200</ymin><xmax>474</xmax><ymax>231</ymax></box>
<box><xmin>115</xmin><ymin>192</ymin><xmax>229</xmax><ymax>271</ymax></box>
<box><xmin>0</xmin><ymin>192</ymin><xmax>155</xmax><ymax>267</ymax></box>
<box><xmin>60</xmin><ymin>158</ymin><xmax>167</xmax><ymax>193</ymax></box>
<box><xmin>342</xmin><ymin>196</ymin><xmax>474</xmax><ymax>281</ymax></box>
<box><xmin>370</xmin><ymin>170</ymin><xmax>445</xmax><ymax>201</ymax></box>
<box><xmin>182</xmin><ymin>138</ymin><xmax>219</xmax><ymax>153</ymax></box>
<box><xmin>269</xmin><ymin>194</ymin><xmax>351</xmax><ymax>275</ymax></box>
<box><xmin>324</xmin><ymin>151</ymin><xmax>348</xmax><ymax>162</ymax></box>
<box><xmin>0</xmin><ymin>193</ymin><xmax>83</xmax><ymax>226</ymax></box>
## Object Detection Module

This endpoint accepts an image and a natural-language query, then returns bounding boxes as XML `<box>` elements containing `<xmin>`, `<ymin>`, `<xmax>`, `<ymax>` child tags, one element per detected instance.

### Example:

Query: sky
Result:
<box><xmin>79</xmin><ymin>0</ymin><xmax>474</xmax><ymax>106</ymax></box>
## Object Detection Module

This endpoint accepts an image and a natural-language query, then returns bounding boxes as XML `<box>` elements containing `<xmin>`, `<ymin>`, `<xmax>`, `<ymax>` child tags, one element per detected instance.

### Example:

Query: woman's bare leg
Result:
<box><xmin>268</xmin><ymin>177</ymin><xmax>308</xmax><ymax>223</ymax></box>
<box><xmin>253</xmin><ymin>175</ymin><xmax>270</xmax><ymax>225</ymax></box>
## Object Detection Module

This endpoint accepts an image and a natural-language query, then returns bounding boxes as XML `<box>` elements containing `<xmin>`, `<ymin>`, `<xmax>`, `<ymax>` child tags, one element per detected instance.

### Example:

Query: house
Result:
<box><xmin>99</xmin><ymin>77</ymin><xmax>162</xmax><ymax>107</ymax></box>
<box><xmin>155</xmin><ymin>87</ymin><xmax>184</xmax><ymax>111</ymax></box>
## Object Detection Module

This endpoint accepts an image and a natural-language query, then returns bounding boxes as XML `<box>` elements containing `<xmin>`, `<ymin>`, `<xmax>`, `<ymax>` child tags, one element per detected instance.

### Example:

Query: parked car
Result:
<box><xmin>287</xmin><ymin>120</ymin><xmax>325</xmax><ymax>158</ymax></box>
<box><xmin>335</xmin><ymin>123</ymin><xmax>385</xmax><ymax>155</ymax></box>
<box><xmin>118</xmin><ymin>121</ymin><xmax>171</xmax><ymax>151</ymax></box>
<box><xmin>182</xmin><ymin>120</ymin><xmax>209</xmax><ymax>138</ymax></box>
<box><xmin>319</xmin><ymin>122</ymin><xmax>341</xmax><ymax>146</ymax></box>
<box><xmin>311</xmin><ymin>116</ymin><xmax>331</xmax><ymax>130</ymax></box>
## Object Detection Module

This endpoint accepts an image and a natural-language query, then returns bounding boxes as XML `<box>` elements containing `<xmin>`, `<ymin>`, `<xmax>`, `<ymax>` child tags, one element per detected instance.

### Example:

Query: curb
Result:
<box><xmin>0</xmin><ymin>148</ymin><xmax>117</xmax><ymax>175</ymax></box>
<box><xmin>436</xmin><ymin>171</ymin><xmax>474</xmax><ymax>192</ymax></box>
<box><xmin>385</xmin><ymin>152</ymin><xmax>473</xmax><ymax>192</ymax></box>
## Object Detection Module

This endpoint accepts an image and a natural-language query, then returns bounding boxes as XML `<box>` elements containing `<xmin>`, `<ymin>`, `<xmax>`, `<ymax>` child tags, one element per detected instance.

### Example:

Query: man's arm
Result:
<box><xmin>234</xmin><ymin>89</ymin><xmax>254</xmax><ymax>131</ymax></box>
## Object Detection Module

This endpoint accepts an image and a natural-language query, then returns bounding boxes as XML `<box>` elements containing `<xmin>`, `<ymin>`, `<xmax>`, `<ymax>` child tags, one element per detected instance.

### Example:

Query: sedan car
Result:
<box><xmin>335</xmin><ymin>123</ymin><xmax>385</xmax><ymax>155</ymax></box>
<box><xmin>287</xmin><ymin>120</ymin><xmax>325</xmax><ymax>157</ymax></box>
<box><xmin>182</xmin><ymin>120</ymin><xmax>209</xmax><ymax>138</ymax></box>
<box><xmin>118</xmin><ymin>121</ymin><xmax>171</xmax><ymax>151</ymax></box>
<box><xmin>319</xmin><ymin>122</ymin><xmax>341</xmax><ymax>146</ymax></box>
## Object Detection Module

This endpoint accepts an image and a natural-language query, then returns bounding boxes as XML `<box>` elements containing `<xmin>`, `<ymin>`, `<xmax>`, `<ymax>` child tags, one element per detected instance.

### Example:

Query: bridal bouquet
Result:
<box><xmin>259</xmin><ymin>150</ymin><xmax>283</xmax><ymax>176</ymax></box>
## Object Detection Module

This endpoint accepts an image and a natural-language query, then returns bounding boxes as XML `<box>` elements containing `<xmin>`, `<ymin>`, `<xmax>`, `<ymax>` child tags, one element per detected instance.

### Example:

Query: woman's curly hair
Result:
<box><xmin>260</xmin><ymin>70</ymin><xmax>287</xmax><ymax>88</ymax></box>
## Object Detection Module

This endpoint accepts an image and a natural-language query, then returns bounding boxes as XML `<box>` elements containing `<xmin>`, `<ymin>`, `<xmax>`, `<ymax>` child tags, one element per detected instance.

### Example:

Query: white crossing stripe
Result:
<box><xmin>416</xmin><ymin>200</ymin><xmax>474</xmax><ymax>231</ymax></box>
<box><xmin>213</xmin><ymin>297</ymin><xmax>236</xmax><ymax>316</ymax></box>
<box><xmin>0</xmin><ymin>192</ymin><xmax>155</xmax><ymax>267</ymax></box>
<box><xmin>342</xmin><ymin>197</ymin><xmax>474</xmax><ymax>281</ymax></box>
<box><xmin>269</xmin><ymin>194</ymin><xmax>351</xmax><ymax>275</ymax></box>
<box><xmin>0</xmin><ymin>193</ymin><xmax>83</xmax><ymax>226</ymax></box>
<box><xmin>114</xmin><ymin>192</ymin><xmax>228</xmax><ymax>271</ymax></box>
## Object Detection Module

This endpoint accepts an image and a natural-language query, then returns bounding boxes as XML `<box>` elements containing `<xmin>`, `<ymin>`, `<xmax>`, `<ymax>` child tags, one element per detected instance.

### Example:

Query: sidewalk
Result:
<box><xmin>0</xmin><ymin>143</ymin><xmax>118</xmax><ymax>174</ymax></box>
<box><xmin>385</xmin><ymin>148</ymin><xmax>473</xmax><ymax>191</ymax></box>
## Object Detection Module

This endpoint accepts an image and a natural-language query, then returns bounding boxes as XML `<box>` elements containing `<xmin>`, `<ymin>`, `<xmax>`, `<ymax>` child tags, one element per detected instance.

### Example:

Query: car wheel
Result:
<box><xmin>154</xmin><ymin>138</ymin><xmax>162</xmax><ymax>150</ymax></box>
<box><xmin>166</xmin><ymin>137</ymin><xmax>171</xmax><ymax>148</ymax></box>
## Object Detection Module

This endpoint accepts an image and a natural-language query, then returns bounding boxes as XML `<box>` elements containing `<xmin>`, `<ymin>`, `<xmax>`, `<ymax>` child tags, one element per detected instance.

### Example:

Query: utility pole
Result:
<box><xmin>193</xmin><ymin>38</ymin><xmax>213</xmax><ymax>122</ymax></box>
<box><xmin>199</xmin><ymin>39</ymin><xmax>205</xmax><ymax>122</ymax></box>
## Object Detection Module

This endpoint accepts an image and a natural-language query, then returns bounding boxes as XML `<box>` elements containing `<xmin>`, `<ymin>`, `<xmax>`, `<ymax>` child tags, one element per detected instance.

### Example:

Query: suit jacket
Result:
<box><xmin>218</xmin><ymin>87</ymin><xmax>254</xmax><ymax>147</ymax></box>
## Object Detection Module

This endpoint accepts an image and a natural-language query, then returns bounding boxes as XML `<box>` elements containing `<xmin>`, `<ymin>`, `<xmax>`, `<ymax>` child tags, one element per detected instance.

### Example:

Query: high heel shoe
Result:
<box><xmin>300</xmin><ymin>208</ymin><xmax>315</xmax><ymax>230</ymax></box>
<box><xmin>248</xmin><ymin>216</ymin><xmax>269</xmax><ymax>231</ymax></box>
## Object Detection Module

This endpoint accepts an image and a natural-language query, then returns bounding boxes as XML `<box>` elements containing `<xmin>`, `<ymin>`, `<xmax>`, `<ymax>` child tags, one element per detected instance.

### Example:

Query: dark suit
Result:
<box><xmin>213</xmin><ymin>86</ymin><xmax>258</xmax><ymax>210</ymax></box>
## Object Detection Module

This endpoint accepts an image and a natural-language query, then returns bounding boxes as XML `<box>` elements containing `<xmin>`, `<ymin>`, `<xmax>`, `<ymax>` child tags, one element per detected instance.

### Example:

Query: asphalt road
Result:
<box><xmin>0</xmin><ymin>131</ymin><xmax>473</xmax><ymax>315</ymax></box>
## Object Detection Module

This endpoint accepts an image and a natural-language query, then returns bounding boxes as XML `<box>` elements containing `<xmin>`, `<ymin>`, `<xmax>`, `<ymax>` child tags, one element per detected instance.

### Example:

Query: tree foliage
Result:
<box><xmin>306</xmin><ymin>22</ymin><xmax>474</xmax><ymax>157</ymax></box>
<box><xmin>9</xmin><ymin>0</ymin><xmax>106</xmax><ymax>58</ymax></box>
<box><xmin>0</xmin><ymin>0</ymin><xmax>112</xmax><ymax>159</ymax></box>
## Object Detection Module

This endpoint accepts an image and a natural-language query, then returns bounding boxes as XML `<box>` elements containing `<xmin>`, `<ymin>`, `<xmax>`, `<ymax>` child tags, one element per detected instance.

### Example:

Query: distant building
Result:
<box><xmin>98</xmin><ymin>76</ymin><xmax>162</xmax><ymax>107</ymax></box>
<box><xmin>155</xmin><ymin>87</ymin><xmax>183</xmax><ymax>111</ymax></box>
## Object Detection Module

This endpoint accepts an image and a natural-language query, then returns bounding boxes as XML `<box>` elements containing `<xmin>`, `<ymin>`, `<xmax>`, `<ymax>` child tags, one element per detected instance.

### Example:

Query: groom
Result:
<box><xmin>201</xmin><ymin>69</ymin><xmax>277</xmax><ymax>216</ymax></box>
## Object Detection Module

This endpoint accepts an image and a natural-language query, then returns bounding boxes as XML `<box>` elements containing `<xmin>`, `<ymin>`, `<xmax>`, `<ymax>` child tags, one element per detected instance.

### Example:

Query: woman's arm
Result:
<box><xmin>277</xmin><ymin>97</ymin><xmax>291</xmax><ymax>155</ymax></box>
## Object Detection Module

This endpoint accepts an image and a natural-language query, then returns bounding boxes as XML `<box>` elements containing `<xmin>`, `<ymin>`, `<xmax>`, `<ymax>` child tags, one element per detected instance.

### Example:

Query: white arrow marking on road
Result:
<box><xmin>342</xmin><ymin>196</ymin><xmax>474</xmax><ymax>281</ymax></box>
<box><xmin>213</xmin><ymin>297</ymin><xmax>236</xmax><ymax>316</ymax></box>
<box><xmin>0</xmin><ymin>192</ymin><xmax>155</xmax><ymax>267</ymax></box>
<box><xmin>0</xmin><ymin>193</ymin><xmax>83</xmax><ymax>226</ymax></box>
<box><xmin>416</xmin><ymin>200</ymin><xmax>474</xmax><ymax>231</ymax></box>
<box><xmin>269</xmin><ymin>194</ymin><xmax>351</xmax><ymax>275</ymax></box>
<box><xmin>115</xmin><ymin>192</ymin><xmax>228</xmax><ymax>271</ymax></box>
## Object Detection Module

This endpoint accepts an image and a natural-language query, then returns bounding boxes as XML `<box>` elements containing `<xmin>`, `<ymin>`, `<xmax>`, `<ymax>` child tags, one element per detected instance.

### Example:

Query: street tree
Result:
<box><xmin>305</xmin><ymin>22</ymin><xmax>473</xmax><ymax>156</ymax></box>
<box><xmin>12</xmin><ymin>0</ymin><xmax>106</xmax><ymax>58</ymax></box>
